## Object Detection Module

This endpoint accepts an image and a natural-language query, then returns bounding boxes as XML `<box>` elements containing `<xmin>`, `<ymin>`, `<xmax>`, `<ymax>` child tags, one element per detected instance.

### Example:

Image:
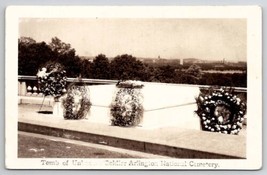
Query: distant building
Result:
<box><xmin>214</xmin><ymin>65</ymin><xmax>225</xmax><ymax>68</ymax></box>
<box><xmin>180</xmin><ymin>58</ymin><xmax>183</xmax><ymax>65</ymax></box>
<box><xmin>183</xmin><ymin>58</ymin><xmax>203</xmax><ymax>64</ymax></box>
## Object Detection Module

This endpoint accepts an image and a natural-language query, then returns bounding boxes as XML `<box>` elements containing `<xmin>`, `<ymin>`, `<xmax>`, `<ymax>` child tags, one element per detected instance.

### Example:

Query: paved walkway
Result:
<box><xmin>18</xmin><ymin>104</ymin><xmax>246</xmax><ymax>159</ymax></box>
<box><xmin>19</xmin><ymin>131</ymin><xmax>169</xmax><ymax>158</ymax></box>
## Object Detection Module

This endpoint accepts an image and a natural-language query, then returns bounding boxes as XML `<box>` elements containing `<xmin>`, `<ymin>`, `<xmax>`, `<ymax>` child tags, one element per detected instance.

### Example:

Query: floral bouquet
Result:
<box><xmin>195</xmin><ymin>87</ymin><xmax>247</xmax><ymax>135</ymax></box>
<box><xmin>37</xmin><ymin>62</ymin><xmax>67</xmax><ymax>99</ymax></box>
<box><xmin>62</xmin><ymin>82</ymin><xmax>91</xmax><ymax>120</ymax></box>
<box><xmin>110</xmin><ymin>81</ymin><xmax>144</xmax><ymax>127</ymax></box>
<box><xmin>116</xmin><ymin>80</ymin><xmax>144</xmax><ymax>89</ymax></box>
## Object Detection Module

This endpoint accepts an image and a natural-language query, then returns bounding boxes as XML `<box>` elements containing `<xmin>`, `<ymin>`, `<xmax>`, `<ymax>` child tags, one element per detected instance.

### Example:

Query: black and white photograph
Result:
<box><xmin>5</xmin><ymin>6</ymin><xmax>262</xmax><ymax>169</ymax></box>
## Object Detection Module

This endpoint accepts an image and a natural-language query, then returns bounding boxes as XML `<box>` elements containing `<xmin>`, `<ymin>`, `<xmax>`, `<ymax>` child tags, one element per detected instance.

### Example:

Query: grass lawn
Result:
<box><xmin>18</xmin><ymin>133</ymin><xmax>140</xmax><ymax>158</ymax></box>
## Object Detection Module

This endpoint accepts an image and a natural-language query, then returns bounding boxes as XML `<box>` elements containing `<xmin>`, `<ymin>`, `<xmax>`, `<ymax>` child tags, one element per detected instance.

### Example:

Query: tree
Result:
<box><xmin>157</xmin><ymin>65</ymin><xmax>176</xmax><ymax>83</ymax></box>
<box><xmin>48</xmin><ymin>37</ymin><xmax>80</xmax><ymax>77</ymax></box>
<box><xmin>142</xmin><ymin>64</ymin><xmax>154</xmax><ymax>82</ymax></box>
<box><xmin>19</xmin><ymin>37</ymin><xmax>36</xmax><ymax>46</ymax></box>
<box><xmin>110</xmin><ymin>54</ymin><xmax>146</xmax><ymax>80</ymax></box>
<box><xmin>49</xmin><ymin>37</ymin><xmax>75</xmax><ymax>56</ymax></box>
<box><xmin>18</xmin><ymin>37</ymin><xmax>54</xmax><ymax>75</ymax></box>
<box><xmin>80</xmin><ymin>59</ymin><xmax>93</xmax><ymax>78</ymax></box>
<box><xmin>18</xmin><ymin>36</ymin><xmax>83</xmax><ymax>77</ymax></box>
<box><xmin>181</xmin><ymin>64</ymin><xmax>203</xmax><ymax>84</ymax></box>
<box><xmin>92</xmin><ymin>54</ymin><xmax>110</xmax><ymax>79</ymax></box>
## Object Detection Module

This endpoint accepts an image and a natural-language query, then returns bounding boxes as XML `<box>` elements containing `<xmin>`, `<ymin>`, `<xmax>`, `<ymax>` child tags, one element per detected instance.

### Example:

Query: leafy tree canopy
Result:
<box><xmin>92</xmin><ymin>54</ymin><xmax>110</xmax><ymax>79</ymax></box>
<box><xmin>110</xmin><ymin>54</ymin><xmax>146</xmax><ymax>81</ymax></box>
<box><xmin>49</xmin><ymin>37</ymin><xmax>75</xmax><ymax>56</ymax></box>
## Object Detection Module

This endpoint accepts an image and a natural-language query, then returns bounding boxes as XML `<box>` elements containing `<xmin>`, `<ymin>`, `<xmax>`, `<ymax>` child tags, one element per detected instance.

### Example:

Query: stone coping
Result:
<box><xmin>18</xmin><ymin>104</ymin><xmax>246</xmax><ymax>159</ymax></box>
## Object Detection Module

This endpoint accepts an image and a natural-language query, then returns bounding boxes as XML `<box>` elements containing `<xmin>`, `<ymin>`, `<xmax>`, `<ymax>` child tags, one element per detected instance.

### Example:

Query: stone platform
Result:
<box><xmin>18</xmin><ymin>104</ymin><xmax>246</xmax><ymax>159</ymax></box>
<box><xmin>35</xmin><ymin>83</ymin><xmax>201</xmax><ymax>130</ymax></box>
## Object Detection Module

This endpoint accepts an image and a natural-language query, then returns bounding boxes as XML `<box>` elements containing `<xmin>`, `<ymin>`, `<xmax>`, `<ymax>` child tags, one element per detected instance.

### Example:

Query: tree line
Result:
<box><xmin>18</xmin><ymin>37</ymin><xmax>247</xmax><ymax>87</ymax></box>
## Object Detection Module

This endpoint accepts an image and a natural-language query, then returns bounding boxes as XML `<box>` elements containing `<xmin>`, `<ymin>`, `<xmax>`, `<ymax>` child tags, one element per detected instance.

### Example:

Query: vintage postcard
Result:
<box><xmin>5</xmin><ymin>6</ymin><xmax>262</xmax><ymax>169</ymax></box>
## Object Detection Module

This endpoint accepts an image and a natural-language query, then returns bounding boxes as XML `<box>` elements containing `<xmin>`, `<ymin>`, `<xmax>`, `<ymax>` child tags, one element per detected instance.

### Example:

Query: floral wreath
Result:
<box><xmin>195</xmin><ymin>87</ymin><xmax>246</xmax><ymax>135</ymax></box>
<box><xmin>62</xmin><ymin>82</ymin><xmax>91</xmax><ymax>120</ymax></box>
<box><xmin>110</xmin><ymin>81</ymin><xmax>144</xmax><ymax>127</ymax></box>
<box><xmin>37</xmin><ymin>62</ymin><xmax>67</xmax><ymax>98</ymax></box>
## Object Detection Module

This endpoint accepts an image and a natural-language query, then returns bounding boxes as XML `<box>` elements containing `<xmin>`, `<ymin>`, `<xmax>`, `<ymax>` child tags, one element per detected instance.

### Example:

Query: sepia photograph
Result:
<box><xmin>5</xmin><ymin>6</ymin><xmax>262</xmax><ymax>169</ymax></box>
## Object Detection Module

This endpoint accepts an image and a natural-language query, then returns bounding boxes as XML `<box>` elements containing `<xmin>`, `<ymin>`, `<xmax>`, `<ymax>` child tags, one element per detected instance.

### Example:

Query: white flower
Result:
<box><xmin>125</xmin><ymin>103</ymin><xmax>132</xmax><ymax>111</ymax></box>
<box><xmin>237</xmin><ymin>122</ymin><xmax>242</xmax><ymax>127</ymax></box>
<box><xmin>121</xmin><ymin>95</ymin><xmax>132</xmax><ymax>103</ymax></box>
<box><xmin>37</xmin><ymin>68</ymin><xmax>49</xmax><ymax>78</ymax></box>
<box><xmin>74</xmin><ymin>95</ymin><xmax>81</xmax><ymax>104</ymax></box>
<box><xmin>231</xmin><ymin>130</ymin><xmax>237</xmax><ymax>134</ymax></box>
<box><xmin>218</xmin><ymin>116</ymin><xmax>223</xmax><ymax>123</ymax></box>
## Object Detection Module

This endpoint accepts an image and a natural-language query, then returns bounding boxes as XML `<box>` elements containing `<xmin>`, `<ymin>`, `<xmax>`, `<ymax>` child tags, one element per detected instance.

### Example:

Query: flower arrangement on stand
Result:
<box><xmin>37</xmin><ymin>62</ymin><xmax>67</xmax><ymax>99</ymax></box>
<box><xmin>62</xmin><ymin>81</ymin><xmax>91</xmax><ymax>120</ymax></box>
<box><xmin>37</xmin><ymin>62</ymin><xmax>67</xmax><ymax>116</ymax></box>
<box><xmin>195</xmin><ymin>87</ymin><xmax>247</xmax><ymax>135</ymax></box>
<box><xmin>110</xmin><ymin>80</ymin><xmax>144</xmax><ymax>127</ymax></box>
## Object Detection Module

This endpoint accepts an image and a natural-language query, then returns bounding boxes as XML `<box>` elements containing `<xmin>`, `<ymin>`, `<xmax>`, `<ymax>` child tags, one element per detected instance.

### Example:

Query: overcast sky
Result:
<box><xmin>19</xmin><ymin>18</ymin><xmax>246</xmax><ymax>61</ymax></box>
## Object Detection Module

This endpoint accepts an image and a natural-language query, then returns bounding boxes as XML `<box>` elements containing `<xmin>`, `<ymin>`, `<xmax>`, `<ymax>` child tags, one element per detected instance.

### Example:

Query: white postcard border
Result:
<box><xmin>5</xmin><ymin>6</ymin><xmax>262</xmax><ymax>169</ymax></box>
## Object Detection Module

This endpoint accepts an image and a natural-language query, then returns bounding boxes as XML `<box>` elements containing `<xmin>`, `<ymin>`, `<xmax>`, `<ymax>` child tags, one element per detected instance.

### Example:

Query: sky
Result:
<box><xmin>19</xmin><ymin>18</ymin><xmax>247</xmax><ymax>61</ymax></box>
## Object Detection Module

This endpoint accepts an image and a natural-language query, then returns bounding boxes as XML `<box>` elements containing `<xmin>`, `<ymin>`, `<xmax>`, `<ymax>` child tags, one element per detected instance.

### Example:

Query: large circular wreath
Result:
<box><xmin>110</xmin><ymin>81</ymin><xmax>144</xmax><ymax>127</ymax></box>
<box><xmin>37</xmin><ymin>62</ymin><xmax>67</xmax><ymax>98</ymax></box>
<box><xmin>62</xmin><ymin>83</ymin><xmax>91</xmax><ymax>120</ymax></box>
<box><xmin>196</xmin><ymin>88</ymin><xmax>246</xmax><ymax>135</ymax></box>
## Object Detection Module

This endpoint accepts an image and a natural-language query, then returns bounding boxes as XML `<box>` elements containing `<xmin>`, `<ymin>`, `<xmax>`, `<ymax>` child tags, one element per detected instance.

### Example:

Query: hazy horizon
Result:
<box><xmin>19</xmin><ymin>18</ymin><xmax>247</xmax><ymax>62</ymax></box>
